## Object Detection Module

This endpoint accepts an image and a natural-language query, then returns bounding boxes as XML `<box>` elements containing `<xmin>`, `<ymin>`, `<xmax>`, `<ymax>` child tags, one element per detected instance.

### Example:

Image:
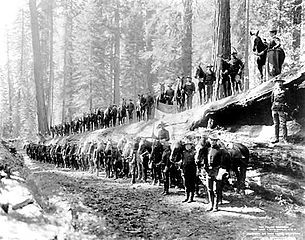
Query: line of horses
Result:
<box><xmin>25</xmin><ymin>135</ymin><xmax>250</xmax><ymax>198</ymax></box>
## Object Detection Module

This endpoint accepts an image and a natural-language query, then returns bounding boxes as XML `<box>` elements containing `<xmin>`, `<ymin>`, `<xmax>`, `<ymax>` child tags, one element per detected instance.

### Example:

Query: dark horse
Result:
<box><xmin>251</xmin><ymin>31</ymin><xmax>268</xmax><ymax>80</ymax></box>
<box><xmin>196</xmin><ymin>138</ymin><xmax>250</xmax><ymax>194</ymax></box>
<box><xmin>175</xmin><ymin>78</ymin><xmax>185</xmax><ymax>112</ymax></box>
<box><xmin>156</xmin><ymin>83</ymin><xmax>167</xmax><ymax>106</ymax></box>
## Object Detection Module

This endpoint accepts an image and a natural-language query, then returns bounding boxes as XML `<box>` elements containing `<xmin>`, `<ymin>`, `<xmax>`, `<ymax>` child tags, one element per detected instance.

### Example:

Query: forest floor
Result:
<box><xmin>0</xmin><ymin>146</ymin><xmax>305</xmax><ymax>240</ymax></box>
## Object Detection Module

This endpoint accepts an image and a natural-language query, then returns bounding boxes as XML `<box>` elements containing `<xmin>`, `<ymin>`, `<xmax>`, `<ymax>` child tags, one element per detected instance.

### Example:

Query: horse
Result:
<box><xmin>170</xmin><ymin>140</ymin><xmax>194</xmax><ymax>190</ymax></box>
<box><xmin>196</xmin><ymin>138</ymin><xmax>250</xmax><ymax>194</ymax></box>
<box><xmin>149</xmin><ymin>140</ymin><xmax>164</xmax><ymax>185</ymax></box>
<box><xmin>251</xmin><ymin>31</ymin><xmax>268</xmax><ymax>80</ymax></box>
<box><xmin>93</xmin><ymin>141</ymin><xmax>105</xmax><ymax>176</ymax></box>
<box><xmin>105</xmin><ymin>139</ymin><xmax>114</xmax><ymax>178</ymax></box>
<box><xmin>69</xmin><ymin>143</ymin><xmax>79</xmax><ymax>170</ymax></box>
<box><xmin>87</xmin><ymin>142</ymin><xmax>97</xmax><ymax>173</ymax></box>
<box><xmin>195</xmin><ymin>65</ymin><xmax>206</xmax><ymax>104</ymax></box>
<box><xmin>104</xmin><ymin>107</ymin><xmax>112</xmax><ymax>128</ymax></box>
<box><xmin>137</xmin><ymin>138</ymin><xmax>153</xmax><ymax>182</ymax></box>
<box><xmin>121</xmin><ymin>139</ymin><xmax>134</xmax><ymax>178</ymax></box>
<box><xmin>175</xmin><ymin>78</ymin><xmax>185</xmax><ymax>112</ymax></box>
<box><xmin>156</xmin><ymin>83</ymin><xmax>167</xmax><ymax>107</ymax></box>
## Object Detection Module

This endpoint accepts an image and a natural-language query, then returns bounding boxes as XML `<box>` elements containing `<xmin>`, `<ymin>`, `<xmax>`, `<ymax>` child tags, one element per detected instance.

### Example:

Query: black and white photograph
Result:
<box><xmin>0</xmin><ymin>0</ymin><xmax>304</xmax><ymax>239</ymax></box>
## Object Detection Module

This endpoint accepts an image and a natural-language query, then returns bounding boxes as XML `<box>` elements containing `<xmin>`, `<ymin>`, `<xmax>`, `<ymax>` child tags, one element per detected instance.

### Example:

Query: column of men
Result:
<box><xmin>50</xmin><ymin>92</ymin><xmax>155</xmax><ymax>138</ymax></box>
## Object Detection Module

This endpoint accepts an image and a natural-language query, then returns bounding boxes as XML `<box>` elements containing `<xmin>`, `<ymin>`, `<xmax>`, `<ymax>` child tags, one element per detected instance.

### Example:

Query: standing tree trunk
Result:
<box><xmin>62</xmin><ymin>0</ymin><xmax>73</xmax><ymax>123</ymax></box>
<box><xmin>6</xmin><ymin>30</ymin><xmax>13</xmax><ymax>136</ymax></box>
<box><xmin>48</xmin><ymin>0</ymin><xmax>54</xmax><ymax>127</ymax></box>
<box><xmin>213</xmin><ymin>0</ymin><xmax>231</xmax><ymax>100</ymax></box>
<box><xmin>29</xmin><ymin>0</ymin><xmax>49</xmax><ymax>135</ymax></box>
<box><xmin>301</xmin><ymin>1</ymin><xmax>305</xmax><ymax>63</ymax></box>
<box><xmin>145</xmin><ymin>9</ymin><xmax>156</xmax><ymax>92</ymax></box>
<box><xmin>244</xmin><ymin>0</ymin><xmax>250</xmax><ymax>90</ymax></box>
<box><xmin>181</xmin><ymin>0</ymin><xmax>192</xmax><ymax>78</ymax></box>
<box><xmin>113</xmin><ymin>0</ymin><xmax>121</xmax><ymax>105</ymax></box>
<box><xmin>292</xmin><ymin>0</ymin><xmax>302</xmax><ymax>64</ymax></box>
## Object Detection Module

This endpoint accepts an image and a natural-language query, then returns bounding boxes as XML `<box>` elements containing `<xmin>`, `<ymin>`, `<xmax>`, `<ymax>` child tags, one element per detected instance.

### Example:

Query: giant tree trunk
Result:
<box><xmin>301</xmin><ymin>1</ymin><xmax>305</xmax><ymax>63</ymax></box>
<box><xmin>213</xmin><ymin>0</ymin><xmax>231</xmax><ymax>100</ymax></box>
<box><xmin>113</xmin><ymin>0</ymin><xmax>120</xmax><ymax>105</ymax></box>
<box><xmin>244</xmin><ymin>0</ymin><xmax>250</xmax><ymax>90</ymax></box>
<box><xmin>145</xmin><ymin>9</ymin><xmax>156</xmax><ymax>92</ymax></box>
<box><xmin>292</xmin><ymin>0</ymin><xmax>302</xmax><ymax>63</ymax></box>
<box><xmin>181</xmin><ymin>0</ymin><xmax>192</xmax><ymax>78</ymax></box>
<box><xmin>47</xmin><ymin>0</ymin><xmax>54</xmax><ymax>127</ymax></box>
<box><xmin>6</xmin><ymin>31</ymin><xmax>13</xmax><ymax>136</ymax></box>
<box><xmin>29</xmin><ymin>0</ymin><xmax>49</xmax><ymax>135</ymax></box>
<box><xmin>62</xmin><ymin>0</ymin><xmax>73</xmax><ymax>123</ymax></box>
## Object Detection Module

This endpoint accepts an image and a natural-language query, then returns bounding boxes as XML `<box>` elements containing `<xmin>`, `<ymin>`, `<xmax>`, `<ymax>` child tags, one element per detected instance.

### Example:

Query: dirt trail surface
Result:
<box><xmin>1</xmin><ymin>151</ymin><xmax>302</xmax><ymax>240</ymax></box>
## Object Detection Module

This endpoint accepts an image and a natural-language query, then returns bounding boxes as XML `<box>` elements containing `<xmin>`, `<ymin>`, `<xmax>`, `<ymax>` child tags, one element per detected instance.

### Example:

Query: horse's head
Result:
<box><xmin>195</xmin><ymin>137</ymin><xmax>210</xmax><ymax>163</ymax></box>
<box><xmin>170</xmin><ymin>139</ymin><xmax>183</xmax><ymax>162</ymax></box>
<box><xmin>250</xmin><ymin>30</ymin><xmax>267</xmax><ymax>53</ymax></box>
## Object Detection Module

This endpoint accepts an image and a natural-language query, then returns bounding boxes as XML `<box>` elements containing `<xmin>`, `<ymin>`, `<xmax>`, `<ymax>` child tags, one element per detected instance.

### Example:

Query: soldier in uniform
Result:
<box><xmin>165</xmin><ymin>84</ymin><xmax>175</xmax><ymax>105</ymax></box>
<box><xmin>128</xmin><ymin>99</ymin><xmax>135</xmax><ymax>123</ymax></box>
<box><xmin>271</xmin><ymin>79</ymin><xmax>289</xmax><ymax>144</ymax></box>
<box><xmin>205</xmin><ymin>65</ymin><xmax>216</xmax><ymax>102</ymax></box>
<box><xmin>195</xmin><ymin>63</ymin><xmax>205</xmax><ymax>105</ymax></box>
<box><xmin>146</xmin><ymin>91</ymin><xmax>155</xmax><ymax>120</ymax></box>
<box><xmin>180</xmin><ymin>138</ymin><xmax>197</xmax><ymax>203</ymax></box>
<box><xmin>183</xmin><ymin>76</ymin><xmax>196</xmax><ymax>110</ymax></box>
<box><xmin>228</xmin><ymin>52</ymin><xmax>244</xmax><ymax>95</ymax></box>
<box><xmin>161</xmin><ymin>141</ymin><xmax>172</xmax><ymax>195</ymax></box>
<box><xmin>204</xmin><ymin>135</ymin><xmax>228</xmax><ymax>212</ymax></box>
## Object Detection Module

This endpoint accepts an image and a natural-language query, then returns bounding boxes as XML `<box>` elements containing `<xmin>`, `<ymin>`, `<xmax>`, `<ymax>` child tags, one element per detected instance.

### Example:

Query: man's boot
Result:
<box><xmin>213</xmin><ymin>194</ymin><xmax>220</xmax><ymax>212</ymax></box>
<box><xmin>182</xmin><ymin>191</ymin><xmax>190</xmax><ymax>203</ymax></box>
<box><xmin>206</xmin><ymin>191</ymin><xmax>214</xmax><ymax>211</ymax></box>
<box><xmin>188</xmin><ymin>192</ymin><xmax>195</xmax><ymax>203</ymax></box>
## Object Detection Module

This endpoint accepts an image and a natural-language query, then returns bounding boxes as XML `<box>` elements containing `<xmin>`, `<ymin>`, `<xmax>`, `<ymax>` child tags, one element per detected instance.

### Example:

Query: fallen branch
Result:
<box><xmin>12</xmin><ymin>198</ymin><xmax>34</xmax><ymax>211</ymax></box>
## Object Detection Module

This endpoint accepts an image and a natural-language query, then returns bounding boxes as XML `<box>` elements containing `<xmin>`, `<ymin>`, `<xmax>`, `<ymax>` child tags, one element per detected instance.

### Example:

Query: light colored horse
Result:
<box><xmin>93</xmin><ymin>141</ymin><xmax>105</xmax><ymax>176</ymax></box>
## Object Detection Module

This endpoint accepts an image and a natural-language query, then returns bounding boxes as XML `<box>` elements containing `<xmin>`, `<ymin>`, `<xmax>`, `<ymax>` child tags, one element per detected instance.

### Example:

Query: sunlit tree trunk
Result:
<box><xmin>113</xmin><ymin>0</ymin><xmax>121</xmax><ymax>105</ymax></box>
<box><xmin>48</xmin><ymin>0</ymin><xmax>54</xmax><ymax>127</ymax></box>
<box><xmin>29</xmin><ymin>0</ymin><xmax>49</xmax><ymax>135</ymax></box>
<box><xmin>244</xmin><ymin>0</ymin><xmax>250</xmax><ymax>90</ymax></box>
<box><xmin>213</xmin><ymin>0</ymin><xmax>231</xmax><ymax>100</ymax></box>
<box><xmin>181</xmin><ymin>0</ymin><xmax>192</xmax><ymax>77</ymax></box>
<box><xmin>6</xmin><ymin>30</ymin><xmax>13</xmax><ymax>136</ymax></box>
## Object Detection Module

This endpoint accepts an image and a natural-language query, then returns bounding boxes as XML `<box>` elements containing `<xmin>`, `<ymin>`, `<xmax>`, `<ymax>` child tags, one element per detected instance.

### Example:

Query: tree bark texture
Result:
<box><xmin>48</xmin><ymin>0</ymin><xmax>54</xmax><ymax>127</ymax></box>
<box><xmin>244</xmin><ymin>0</ymin><xmax>250</xmax><ymax>90</ymax></box>
<box><xmin>182</xmin><ymin>0</ymin><xmax>192</xmax><ymax>78</ymax></box>
<box><xmin>113</xmin><ymin>0</ymin><xmax>121</xmax><ymax>105</ymax></box>
<box><xmin>213</xmin><ymin>0</ymin><xmax>231</xmax><ymax>100</ymax></box>
<box><xmin>301</xmin><ymin>1</ymin><xmax>305</xmax><ymax>62</ymax></box>
<box><xmin>6</xmin><ymin>30</ymin><xmax>13</xmax><ymax>135</ymax></box>
<box><xmin>29</xmin><ymin>0</ymin><xmax>49</xmax><ymax>135</ymax></box>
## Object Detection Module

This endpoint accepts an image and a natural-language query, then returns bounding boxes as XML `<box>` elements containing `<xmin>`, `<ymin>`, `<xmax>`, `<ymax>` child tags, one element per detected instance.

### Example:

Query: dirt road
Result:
<box><xmin>22</xmin><ymin>153</ymin><xmax>305</xmax><ymax>240</ymax></box>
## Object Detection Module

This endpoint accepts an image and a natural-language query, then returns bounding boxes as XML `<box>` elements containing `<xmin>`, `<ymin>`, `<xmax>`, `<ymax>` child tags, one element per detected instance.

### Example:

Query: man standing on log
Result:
<box><xmin>184</xmin><ymin>76</ymin><xmax>195</xmax><ymax>109</ymax></box>
<box><xmin>271</xmin><ymin>79</ymin><xmax>289</xmax><ymax>144</ymax></box>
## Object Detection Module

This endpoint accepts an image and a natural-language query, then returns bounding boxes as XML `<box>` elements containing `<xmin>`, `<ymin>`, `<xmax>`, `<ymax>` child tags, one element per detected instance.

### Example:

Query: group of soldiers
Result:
<box><xmin>195</xmin><ymin>52</ymin><xmax>244</xmax><ymax>104</ymax></box>
<box><xmin>27</xmin><ymin>121</ymin><xmax>248</xmax><ymax>212</ymax></box>
<box><xmin>50</xmin><ymin>93</ymin><xmax>156</xmax><ymax>138</ymax></box>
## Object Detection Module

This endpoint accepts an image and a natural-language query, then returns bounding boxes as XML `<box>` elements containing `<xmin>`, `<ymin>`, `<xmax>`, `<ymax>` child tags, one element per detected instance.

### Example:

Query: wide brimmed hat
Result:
<box><xmin>231</xmin><ymin>52</ymin><xmax>237</xmax><ymax>55</ymax></box>
<box><xmin>157</xmin><ymin>121</ymin><xmax>167</xmax><ymax>128</ymax></box>
<box><xmin>209</xmin><ymin>134</ymin><xmax>219</xmax><ymax>140</ymax></box>
<box><xmin>273</xmin><ymin>78</ymin><xmax>285</xmax><ymax>83</ymax></box>
<box><xmin>206</xmin><ymin>65</ymin><xmax>213</xmax><ymax>68</ymax></box>
<box><xmin>182</xmin><ymin>137</ymin><xmax>193</xmax><ymax>145</ymax></box>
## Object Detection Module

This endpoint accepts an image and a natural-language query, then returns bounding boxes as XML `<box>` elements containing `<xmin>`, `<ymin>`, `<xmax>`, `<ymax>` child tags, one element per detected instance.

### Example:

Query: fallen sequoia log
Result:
<box><xmin>190</xmin><ymin>67</ymin><xmax>305</xmax><ymax>130</ymax></box>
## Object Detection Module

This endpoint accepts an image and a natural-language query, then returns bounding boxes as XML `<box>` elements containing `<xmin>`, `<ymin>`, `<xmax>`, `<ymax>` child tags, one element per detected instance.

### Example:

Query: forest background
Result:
<box><xmin>0</xmin><ymin>0</ymin><xmax>304</xmax><ymax>141</ymax></box>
